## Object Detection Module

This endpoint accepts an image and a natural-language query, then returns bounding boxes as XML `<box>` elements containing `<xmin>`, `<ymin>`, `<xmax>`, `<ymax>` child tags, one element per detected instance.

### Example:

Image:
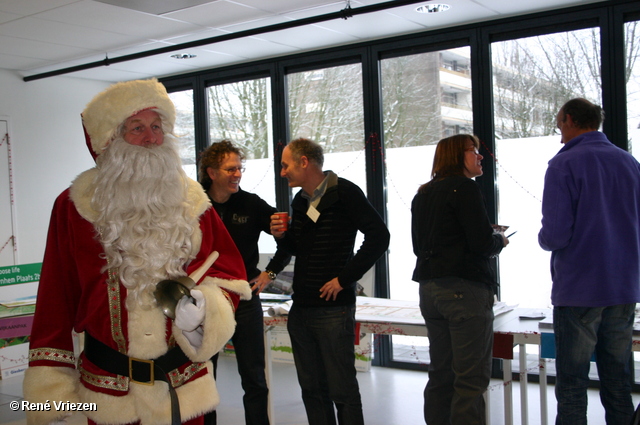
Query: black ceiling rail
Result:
<box><xmin>23</xmin><ymin>0</ymin><xmax>428</xmax><ymax>82</ymax></box>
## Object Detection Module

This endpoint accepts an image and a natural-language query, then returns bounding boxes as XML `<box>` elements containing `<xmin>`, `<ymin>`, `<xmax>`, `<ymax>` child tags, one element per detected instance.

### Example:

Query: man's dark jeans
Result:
<box><xmin>554</xmin><ymin>304</ymin><xmax>635</xmax><ymax>425</ymax></box>
<box><xmin>287</xmin><ymin>303</ymin><xmax>364</xmax><ymax>425</ymax></box>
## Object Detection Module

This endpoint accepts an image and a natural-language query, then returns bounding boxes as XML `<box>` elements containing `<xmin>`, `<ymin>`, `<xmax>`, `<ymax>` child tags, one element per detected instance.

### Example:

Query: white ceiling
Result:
<box><xmin>0</xmin><ymin>0</ymin><xmax>605</xmax><ymax>83</ymax></box>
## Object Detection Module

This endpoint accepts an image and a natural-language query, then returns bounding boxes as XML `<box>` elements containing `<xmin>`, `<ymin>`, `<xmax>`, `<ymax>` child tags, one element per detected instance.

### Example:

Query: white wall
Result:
<box><xmin>0</xmin><ymin>69</ymin><xmax>108</xmax><ymax>266</ymax></box>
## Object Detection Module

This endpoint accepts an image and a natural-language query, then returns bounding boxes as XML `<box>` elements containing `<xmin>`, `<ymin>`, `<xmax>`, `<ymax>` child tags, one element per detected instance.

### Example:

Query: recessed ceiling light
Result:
<box><xmin>416</xmin><ymin>4</ymin><xmax>450</xmax><ymax>13</ymax></box>
<box><xmin>171</xmin><ymin>53</ymin><xmax>197</xmax><ymax>59</ymax></box>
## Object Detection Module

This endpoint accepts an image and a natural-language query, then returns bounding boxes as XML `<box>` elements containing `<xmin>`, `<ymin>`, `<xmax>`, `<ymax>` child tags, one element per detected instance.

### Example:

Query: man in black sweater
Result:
<box><xmin>199</xmin><ymin>140</ymin><xmax>291</xmax><ymax>425</ymax></box>
<box><xmin>271</xmin><ymin>138</ymin><xmax>390</xmax><ymax>425</ymax></box>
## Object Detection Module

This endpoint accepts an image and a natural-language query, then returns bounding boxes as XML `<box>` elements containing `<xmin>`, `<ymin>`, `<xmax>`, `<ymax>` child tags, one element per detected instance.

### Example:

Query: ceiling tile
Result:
<box><xmin>164</xmin><ymin>0</ymin><xmax>268</xmax><ymax>28</ymax></box>
<box><xmin>94</xmin><ymin>0</ymin><xmax>218</xmax><ymax>15</ymax></box>
<box><xmin>106</xmin><ymin>56</ymin><xmax>199</xmax><ymax>74</ymax></box>
<box><xmin>468</xmin><ymin>0</ymin><xmax>603</xmax><ymax>17</ymax></box>
<box><xmin>145</xmin><ymin>47</ymin><xmax>243</xmax><ymax>66</ymax></box>
<box><xmin>23</xmin><ymin>52</ymin><xmax>109</xmax><ymax>75</ymax></box>
<box><xmin>231</xmin><ymin>0</ymin><xmax>345</xmax><ymax>15</ymax></box>
<box><xmin>34</xmin><ymin>1</ymin><xmax>202</xmax><ymax>39</ymax></box>
<box><xmin>279</xmin><ymin>2</ymin><xmax>356</xmax><ymax>21</ymax></box>
<box><xmin>161</xmin><ymin>28</ymin><xmax>229</xmax><ymax>45</ymax></box>
<box><xmin>0</xmin><ymin>52</ymin><xmax>53</xmax><ymax>70</ymax></box>
<box><xmin>0</xmin><ymin>34</ymin><xmax>93</xmax><ymax>61</ymax></box>
<box><xmin>0</xmin><ymin>0</ymin><xmax>77</xmax><ymax>16</ymax></box>
<box><xmin>199</xmin><ymin>37</ymin><xmax>297</xmax><ymax>59</ymax></box>
<box><xmin>385</xmin><ymin>0</ymin><xmax>499</xmax><ymax>30</ymax></box>
<box><xmin>0</xmin><ymin>11</ymin><xmax>22</xmax><ymax>24</ymax></box>
<box><xmin>0</xmin><ymin>17</ymin><xmax>138</xmax><ymax>50</ymax></box>
<box><xmin>313</xmin><ymin>11</ymin><xmax>426</xmax><ymax>39</ymax></box>
<box><xmin>61</xmin><ymin>66</ymin><xmax>157</xmax><ymax>82</ymax></box>
<box><xmin>103</xmin><ymin>40</ymin><xmax>174</xmax><ymax>56</ymax></box>
<box><xmin>256</xmin><ymin>25</ymin><xmax>358</xmax><ymax>50</ymax></box>
<box><xmin>214</xmin><ymin>15</ymin><xmax>293</xmax><ymax>34</ymax></box>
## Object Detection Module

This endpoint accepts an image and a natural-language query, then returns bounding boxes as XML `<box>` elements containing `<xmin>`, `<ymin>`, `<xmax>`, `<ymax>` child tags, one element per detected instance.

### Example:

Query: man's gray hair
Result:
<box><xmin>287</xmin><ymin>138</ymin><xmax>324</xmax><ymax>167</ymax></box>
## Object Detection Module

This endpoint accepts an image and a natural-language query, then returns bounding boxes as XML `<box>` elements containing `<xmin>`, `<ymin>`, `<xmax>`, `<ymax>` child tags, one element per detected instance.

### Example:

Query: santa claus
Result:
<box><xmin>23</xmin><ymin>79</ymin><xmax>251</xmax><ymax>425</ymax></box>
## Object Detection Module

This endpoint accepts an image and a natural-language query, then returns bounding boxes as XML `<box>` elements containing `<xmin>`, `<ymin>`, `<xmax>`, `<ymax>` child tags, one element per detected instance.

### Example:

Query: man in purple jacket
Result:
<box><xmin>539</xmin><ymin>98</ymin><xmax>640</xmax><ymax>425</ymax></box>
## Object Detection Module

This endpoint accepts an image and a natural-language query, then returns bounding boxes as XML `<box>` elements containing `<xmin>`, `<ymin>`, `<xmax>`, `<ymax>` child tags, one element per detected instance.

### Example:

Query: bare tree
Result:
<box><xmin>202</xmin><ymin>24</ymin><xmax>640</xmax><ymax>155</ymax></box>
<box><xmin>208</xmin><ymin>79</ymin><xmax>270</xmax><ymax>159</ymax></box>
<box><xmin>381</xmin><ymin>52</ymin><xmax>442</xmax><ymax>147</ymax></box>
<box><xmin>493</xmin><ymin>24</ymin><xmax>640</xmax><ymax>140</ymax></box>
<box><xmin>288</xmin><ymin>64</ymin><xmax>364</xmax><ymax>153</ymax></box>
<box><xmin>169</xmin><ymin>91</ymin><xmax>196</xmax><ymax>164</ymax></box>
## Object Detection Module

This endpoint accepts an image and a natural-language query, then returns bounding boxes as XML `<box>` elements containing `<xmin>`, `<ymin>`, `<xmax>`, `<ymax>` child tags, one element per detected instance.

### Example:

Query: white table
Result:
<box><xmin>261</xmin><ymin>296</ymin><xmax>547</xmax><ymax>425</ymax></box>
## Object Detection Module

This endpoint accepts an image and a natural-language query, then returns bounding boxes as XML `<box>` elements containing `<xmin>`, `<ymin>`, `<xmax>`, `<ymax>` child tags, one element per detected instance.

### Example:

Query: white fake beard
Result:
<box><xmin>92</xmin><ymin>136</ymin><xmax>196</xmax><ymax>310</ymax></box>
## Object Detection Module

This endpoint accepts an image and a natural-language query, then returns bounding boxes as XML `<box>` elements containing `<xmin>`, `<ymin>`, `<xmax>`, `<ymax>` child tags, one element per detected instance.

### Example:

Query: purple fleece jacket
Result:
<box><xmin>538</xmin><ymin>131</ymin><xmax>640</xmax><ymax>307</ymax></box>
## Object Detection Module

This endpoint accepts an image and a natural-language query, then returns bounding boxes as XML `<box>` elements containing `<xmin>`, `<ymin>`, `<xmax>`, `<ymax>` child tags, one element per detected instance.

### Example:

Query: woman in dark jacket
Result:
<box><xmin>411</xmin><ymin>134</ymin><xmax>509</xmax><ymax>425</ymax></box>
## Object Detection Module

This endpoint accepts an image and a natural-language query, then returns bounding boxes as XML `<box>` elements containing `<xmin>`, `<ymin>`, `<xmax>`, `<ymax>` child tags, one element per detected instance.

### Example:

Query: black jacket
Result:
<box><xmin>411</xmin><ymin>175</ymin><xmax>503</xmax><ymax>288</ymax></box>
<box><xmin>277</xmin><ymin>173</ymin><xmax>390</xmax><ymax>307</ymax></box>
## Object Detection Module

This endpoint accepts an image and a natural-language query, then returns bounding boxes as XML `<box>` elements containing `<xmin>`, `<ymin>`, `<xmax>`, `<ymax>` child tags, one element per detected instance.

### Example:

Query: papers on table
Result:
<box><xmin>494</xmin><ymin>301</ymin><xmax>517</xmax><ymax>317</ymax></box>
<box><xmin>355</xmin><ymin>297</ymin><xmax>423</xmax><ymax>325</ymax></box>
<box><xmin>261</xmin><ymin>294</ymin><xmax>519</xmax><ymax>322</ymax></box>
<box><xmin>261</xmin><ymin>293</ymin><xmax>292</xmax><ymax>316</ymax></box>
<box><xmin>266</xmin><ymin>300</ymin><xmax>293</xmax><ymax>316</ymax></box>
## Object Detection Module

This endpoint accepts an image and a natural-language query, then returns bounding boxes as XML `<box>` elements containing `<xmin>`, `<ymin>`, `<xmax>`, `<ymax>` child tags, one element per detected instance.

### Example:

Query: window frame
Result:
<box><xmin>160</xmin><ymin>0</ymin><xmax>640</xmax><ymax>378</ymax></box>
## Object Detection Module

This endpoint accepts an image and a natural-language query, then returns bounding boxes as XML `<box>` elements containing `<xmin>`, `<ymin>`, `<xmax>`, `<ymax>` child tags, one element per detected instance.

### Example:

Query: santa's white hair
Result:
<box><xmin>91</xmin><ymin>134</ymin><xmax>196</xmax><ymax>309</ymax></box>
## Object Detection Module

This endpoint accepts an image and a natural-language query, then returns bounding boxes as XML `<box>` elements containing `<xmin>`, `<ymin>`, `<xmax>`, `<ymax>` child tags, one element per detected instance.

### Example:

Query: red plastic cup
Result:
<box><xmin>275</xmin><ymin>212</ymin><xmax>289</xmax><ymax>231</ymax></box>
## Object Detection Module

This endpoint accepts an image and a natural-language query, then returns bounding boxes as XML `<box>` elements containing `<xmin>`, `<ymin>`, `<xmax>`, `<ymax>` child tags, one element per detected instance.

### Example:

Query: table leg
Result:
<box><xmin>519</xmin><ymin>344</ymin><xmax>528</xmax><ymax>425</ymax></box>
<box><xmin>265</xmin><ymin>326</ymin><xmax>275</xmax><ymax>425</ymax></box>
<box><xmin>539</xmin><ymin>349</ymin><xmax>548</xmax><ymax>425</ymax></box>
<box><xmin>484</xmin><ymin>390</ymin><xmax>490</xmax><ymax>424</ymax></box>
<box><xmin>503</xmin><ymin>359</ymin><xmax>513</xmax><ymax>425</ymax></box>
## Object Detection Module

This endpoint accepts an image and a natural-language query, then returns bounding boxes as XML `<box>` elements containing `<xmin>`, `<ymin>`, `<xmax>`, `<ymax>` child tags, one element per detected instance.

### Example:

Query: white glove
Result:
<box><xmin>174</xmin><ymin>289</ymin><xmax>206</xmax><ymax>332</ymax></box>
<box><xmin>182</xmin><ymin>326</ymin><xmax>204</xmax><ymax>349</ymax></box>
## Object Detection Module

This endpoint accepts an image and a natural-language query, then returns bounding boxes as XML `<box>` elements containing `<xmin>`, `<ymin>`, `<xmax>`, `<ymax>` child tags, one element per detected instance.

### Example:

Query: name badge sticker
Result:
<box><xmin>306</xmin><ymin>205</ymin><xmax>320</xmax><ymax>223</ymax></box>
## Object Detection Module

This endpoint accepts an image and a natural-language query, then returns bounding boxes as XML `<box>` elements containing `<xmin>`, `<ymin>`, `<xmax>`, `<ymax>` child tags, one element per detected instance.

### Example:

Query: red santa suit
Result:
<box><xmin>23</xmin><ymin>168</ymin><xmax>251</xmax><ymax>425</ymax></box>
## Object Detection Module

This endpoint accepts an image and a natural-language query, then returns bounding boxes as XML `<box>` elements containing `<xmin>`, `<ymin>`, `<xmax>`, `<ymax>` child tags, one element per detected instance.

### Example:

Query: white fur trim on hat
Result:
<box><xmin>82</xmin><ymin>78</ymin><xmax>176</xmax><ymax>156</ymax></box>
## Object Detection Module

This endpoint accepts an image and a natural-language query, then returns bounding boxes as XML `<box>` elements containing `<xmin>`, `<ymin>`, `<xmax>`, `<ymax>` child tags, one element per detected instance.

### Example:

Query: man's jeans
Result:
<box><xmin>554</xmin><ymin>304</ymin><xmax>635</xmax><ymax>425</ymax></box>
<box><xmin>205</xmin><ymin>293</ymin><xmax>270</xmax><ymax>425</ymax></box>
<box><xmin>287</xmin><ymin>303</ymin><xmax>364</xmax><ymax>425</ymax></box>
<box><xmin>419</xmin><ymin>277</ymin><xmax>494</xmax><ymax>425</ymax></box>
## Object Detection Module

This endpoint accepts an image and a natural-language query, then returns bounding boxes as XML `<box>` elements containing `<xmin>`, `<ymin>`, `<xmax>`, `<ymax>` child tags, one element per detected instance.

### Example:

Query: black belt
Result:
<box><xmin>84</xmin><ymin>332</ymin><xmax>190</xmax><ymax>425</ymax></box>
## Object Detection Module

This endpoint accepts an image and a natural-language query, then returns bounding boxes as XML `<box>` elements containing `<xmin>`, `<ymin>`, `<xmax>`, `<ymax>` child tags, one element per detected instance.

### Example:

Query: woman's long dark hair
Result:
<box><xmin>418</xmin><ymin>134</ymin><xmax>480</xmax><ymax>193</ymax></box>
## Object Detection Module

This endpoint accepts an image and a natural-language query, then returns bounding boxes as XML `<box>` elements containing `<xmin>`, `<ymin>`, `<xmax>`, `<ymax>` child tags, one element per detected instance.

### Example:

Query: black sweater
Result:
<box><xmin>411</xmin><ymin>175</ymin><xmax>503</xmax><ymax>288</ymax></box>
<box><xmin>210</xmin><ymin>189</ymin><xmax>290</xmax><ymax>281</ymax></box>
<box><xmin>277</xmin><ymin>174</ymin><xmax>390</xmax><ymax>307</ymax></box>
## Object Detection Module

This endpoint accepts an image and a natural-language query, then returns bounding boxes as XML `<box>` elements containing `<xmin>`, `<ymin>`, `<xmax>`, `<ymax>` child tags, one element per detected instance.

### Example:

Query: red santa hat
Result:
<box><xmin>81</xmin><ymin>78</ymin><xmax>176</xmax><ymax>158</ymax></box>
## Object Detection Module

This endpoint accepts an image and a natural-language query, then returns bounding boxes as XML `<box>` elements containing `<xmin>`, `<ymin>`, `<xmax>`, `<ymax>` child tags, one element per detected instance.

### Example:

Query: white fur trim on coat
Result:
<box><xmin>82</xmin><ymin>78</ymin><xmax>176</xmax><ymax>156</ymax></box>
<box><xmin>23</xmin><ymin>366</ymin><xmax>81</xmax><ymax>425</ymax></box>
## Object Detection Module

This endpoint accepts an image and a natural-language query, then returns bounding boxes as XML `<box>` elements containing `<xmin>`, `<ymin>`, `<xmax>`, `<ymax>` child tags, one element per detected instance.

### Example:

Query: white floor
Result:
<box><xmin>2</xmin><ymin>354</ymin><xmax>639</xmax><ymax>425</ymax></box>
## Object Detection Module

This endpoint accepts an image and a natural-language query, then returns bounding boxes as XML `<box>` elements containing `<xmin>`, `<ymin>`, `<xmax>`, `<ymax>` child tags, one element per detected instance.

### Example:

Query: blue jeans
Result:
<box><xmin>287</xmin><ymin>303</ymin><xmax>364</xmax><ymax>425</ymax></box>
<box><xmin>205</xmin><ymin>293</ymin><xmax>270</xmax><ymax>425</ymax></box>
<box><xmin>553</xmin><ymin>304</ymin><xmax>635</xmax><ymax>425</ymax></box>
<box><xmin>419</xmin><ymin>277</ymin><xmax>494</xmax><ymax>425</ymax></box>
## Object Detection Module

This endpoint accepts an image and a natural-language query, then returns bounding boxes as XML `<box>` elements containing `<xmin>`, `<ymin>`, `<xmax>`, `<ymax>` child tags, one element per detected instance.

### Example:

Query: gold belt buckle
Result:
<box><xmin>129</xmin><ymin>357</ymin><xmax>154</xmax><ymax>385</ymax></box>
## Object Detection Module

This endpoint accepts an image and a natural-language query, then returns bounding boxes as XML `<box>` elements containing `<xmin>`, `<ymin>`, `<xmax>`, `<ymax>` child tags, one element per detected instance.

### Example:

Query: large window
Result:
<box><xmin>381</xmin><ymin>47</ymin><xmax>472</xmax><ymax>364</ymax></box>
<box><xmin>168</xmin><ymin>89</ymin><xmax>196</xmax><ymax>179</ymax></box>
<box><xmin>207</xmin><ymin>78</ymin><xmax>276</xmax><ymax>254</ymax></box>
<box><xmin>492</xmin><ymin>28</ymin><xmax>602</xmax><ymax>309</ymax></box>
<box><xmin>287</xmin><ymin>63</ymin><xmax>366</xmax><ymax>192</ymax></box>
